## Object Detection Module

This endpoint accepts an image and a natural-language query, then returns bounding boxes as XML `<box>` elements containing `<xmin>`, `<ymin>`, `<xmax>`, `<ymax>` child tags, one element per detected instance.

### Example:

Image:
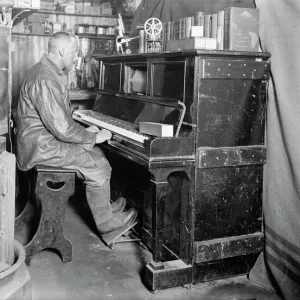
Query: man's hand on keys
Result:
<box><xmin>86</xmin><ymin>125</ymin><xmax>100</xmax><ymax>133</ymax></box>
<box><xmin>95</xmin><ymin>129</ymin><xmax>112</xmax><ymax>143</ymax></box>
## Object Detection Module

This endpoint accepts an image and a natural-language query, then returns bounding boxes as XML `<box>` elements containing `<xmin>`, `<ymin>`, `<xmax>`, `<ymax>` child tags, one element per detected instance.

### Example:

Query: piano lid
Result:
<box><xmin>92</xmin><ymin>93</ymin><xmax>185</xmax><ymax>137</ymax></box>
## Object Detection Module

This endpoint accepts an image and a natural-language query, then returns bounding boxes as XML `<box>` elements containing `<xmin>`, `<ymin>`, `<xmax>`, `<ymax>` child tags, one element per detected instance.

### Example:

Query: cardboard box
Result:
<box><xmin>100</xmin><ymin>2</ymin><xmax>112</xmax><ymax>15</ymax></box>
<box><xmin>92</xmin><ymin>0</ymin><xmax>101</xmax><ymax>7</ymax></box>
<box><xmin>139</xmin><ymin>122</ymin><xmax>173</xmax><ymax>137</ymax></box>
<box><xmin>84</xmin><ymin>6</ymin><xmax>100</xmax><ymax>15</ymax></box>
<box><xmin>191</xmin><ymin>26</ymin><xmax>204</xmax><ymax>37</ymax></box>
<box><xmin>14</xmin><ymin>0</ymin><xmax>40</xmax><ymax>8</ymax></box>
<box><xmin>166</xmin><ymin>37</ymin><xmax>217</xmax><ymax>51</ymax></box>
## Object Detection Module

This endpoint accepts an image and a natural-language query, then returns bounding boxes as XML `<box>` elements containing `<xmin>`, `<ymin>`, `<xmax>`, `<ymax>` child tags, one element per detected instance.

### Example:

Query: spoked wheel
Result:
<box><xmin>144</xmin><ymin>17</ymin><xmax>162</xmax><ymax>40</ymax></box>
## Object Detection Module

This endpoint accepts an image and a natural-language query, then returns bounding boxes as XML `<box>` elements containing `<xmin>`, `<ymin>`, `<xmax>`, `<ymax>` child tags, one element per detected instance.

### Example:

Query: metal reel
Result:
<box><xmin>144</xmin><ymin>17</ymin><xmax>162</xmax><ymax>40</ymax></box>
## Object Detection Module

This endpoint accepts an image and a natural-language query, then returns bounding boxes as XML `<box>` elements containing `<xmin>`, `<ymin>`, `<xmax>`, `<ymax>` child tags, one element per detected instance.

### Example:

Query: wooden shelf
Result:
<box><xmin>76</xmin><ymin>34</ymin><xmax>115</xmax><ymax>39</ymax></box>
<box><xmin>12</xmin><ymin>8</ymin><xmax>118</xmax><ymax>25</ymax></box>
<box><xmin>12</xmin><ymin>8</ymin><xmax>117</xmax><ymax>19</ymax></box>
<box><xmin>12</xmin><ymin>32</ymin><xmax>115</xmax><ymax>40</ymax></box>
<box><xmin>32</xmin><ymin>9</ymin><xmax>117</xmax><ymax>18</ymax></box>
<box><xmin>12</xmin><ymin>8</ymin><xmax>37</xmax><ymax>24</ymax></box>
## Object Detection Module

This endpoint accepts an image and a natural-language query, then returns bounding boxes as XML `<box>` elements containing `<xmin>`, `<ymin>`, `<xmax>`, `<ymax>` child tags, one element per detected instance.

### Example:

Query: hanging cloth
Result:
<box><xmin>250</xmin><ymin>1</ymin><xmax>300</xmax><ymax>299</ymax></box>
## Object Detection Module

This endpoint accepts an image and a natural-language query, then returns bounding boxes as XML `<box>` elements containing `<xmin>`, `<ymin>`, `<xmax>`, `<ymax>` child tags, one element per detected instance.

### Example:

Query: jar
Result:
<box><xmin>97</xmin><ymin>26</ymin><xmax>104</xmax><ymax>35</ymax></box>
<box><xmin>86</xmin><ymin>77</ymin><xmax>95</xmax><ymax>89</ymax></box>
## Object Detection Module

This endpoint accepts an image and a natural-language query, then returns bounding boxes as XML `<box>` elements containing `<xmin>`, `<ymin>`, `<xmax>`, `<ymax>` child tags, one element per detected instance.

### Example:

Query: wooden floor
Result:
<box><xmin>15</xmin><ymin>191</ymin><xmax>280</xmax><ymax>300</ymax></box>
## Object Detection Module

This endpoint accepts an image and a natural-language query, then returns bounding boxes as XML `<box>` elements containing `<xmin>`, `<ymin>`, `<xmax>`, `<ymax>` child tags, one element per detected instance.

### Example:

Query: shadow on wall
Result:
<box><xmin>11</xmin><ymin>35</ymin><xmax>50</xmax><ymax>112</ymax></box>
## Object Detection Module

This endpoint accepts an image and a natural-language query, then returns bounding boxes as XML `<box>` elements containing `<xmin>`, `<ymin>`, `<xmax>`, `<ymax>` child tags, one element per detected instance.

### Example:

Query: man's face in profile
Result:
<box><xmin>63</xmin><ymin>37</ymin><xmax>78</xmax><ymax>71</ymax></box>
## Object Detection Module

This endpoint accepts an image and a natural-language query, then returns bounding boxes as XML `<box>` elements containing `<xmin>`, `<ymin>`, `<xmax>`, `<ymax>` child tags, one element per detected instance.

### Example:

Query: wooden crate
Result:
<box><xmin>0</xmin><ymin>137</ymin><xmax>15</xmax><ymax>266</ymax></box>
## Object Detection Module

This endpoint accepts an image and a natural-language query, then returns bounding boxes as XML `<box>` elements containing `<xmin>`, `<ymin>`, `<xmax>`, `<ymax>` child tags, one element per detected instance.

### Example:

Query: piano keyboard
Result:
<box><xmin>73</xmin><ymin>110</ymin><xmax>150</xmax><ymax>144</ymax></box>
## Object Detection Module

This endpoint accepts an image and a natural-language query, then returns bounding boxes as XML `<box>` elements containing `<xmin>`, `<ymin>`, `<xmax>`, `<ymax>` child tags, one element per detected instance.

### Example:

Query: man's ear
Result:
<box><xmin>58</xmin><ymin>47</ymin><xmax>65</xmax><ymax>57</ymax></box>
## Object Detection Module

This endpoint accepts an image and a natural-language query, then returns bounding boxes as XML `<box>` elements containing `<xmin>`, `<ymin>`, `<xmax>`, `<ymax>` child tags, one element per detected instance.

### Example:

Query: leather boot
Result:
<box><xmin>97</xmin><ymin>208</ymin><xmax>138</xmax><ymax>237</ymax></box>
<box><xmin>86</xmin><ymin>182</ymin><xmax>112</xmax><ymax>225</ymax></box>
<box><xmin>111</xmin><ymin>197</ymin><xmax>126</xmax><ymax>214</ymax></box>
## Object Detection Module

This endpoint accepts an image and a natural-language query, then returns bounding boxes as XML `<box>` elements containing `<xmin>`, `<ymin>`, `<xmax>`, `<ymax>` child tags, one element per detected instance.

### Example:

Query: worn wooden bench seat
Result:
<box><xmin>15</xmin><ymin>165</ymin><xmax>76</xmax><ymax>265</ymax></box>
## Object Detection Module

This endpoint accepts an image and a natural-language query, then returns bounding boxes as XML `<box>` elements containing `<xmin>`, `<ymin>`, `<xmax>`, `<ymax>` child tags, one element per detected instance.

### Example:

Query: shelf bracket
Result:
<box><xmin>12</xmin><ymin>9</ymin><xmax>33</xmax><ymax>26</ymax></box>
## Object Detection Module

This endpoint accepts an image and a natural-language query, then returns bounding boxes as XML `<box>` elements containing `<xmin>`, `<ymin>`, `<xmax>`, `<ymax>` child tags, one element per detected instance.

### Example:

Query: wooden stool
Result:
<box><xmin>17</xmin><ymin>165</ymin><xmax>76</xmax><ymax>265</ymax></box>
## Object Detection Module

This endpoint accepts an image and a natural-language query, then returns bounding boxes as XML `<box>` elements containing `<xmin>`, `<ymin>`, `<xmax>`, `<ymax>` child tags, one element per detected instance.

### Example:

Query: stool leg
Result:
<box><xmin>15</xmin><ymin>200</ymin><xmax>34</xmax><ymax>234</ymax></box>
<box><xmin>25</xmin><ymin>172</ymin><xmax>75</xmax><ymax>265</ymax></box>
<box><xmin>15</xmin><ymin>170</ymin><xmax>33</xmax><ymax>233</ymax></box>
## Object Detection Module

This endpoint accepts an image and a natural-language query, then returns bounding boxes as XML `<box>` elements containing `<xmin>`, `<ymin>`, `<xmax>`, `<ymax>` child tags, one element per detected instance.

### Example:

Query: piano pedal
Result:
<box><xmin>102</xmin><ymin>220</ymin><xmax>139</xmax><ymax>249</ymax></box>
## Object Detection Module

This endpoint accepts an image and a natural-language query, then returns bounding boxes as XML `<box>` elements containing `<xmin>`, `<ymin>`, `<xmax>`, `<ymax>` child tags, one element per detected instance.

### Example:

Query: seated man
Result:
<box><xmin>15</xmin><ymin>31</ymin><xmax>137</xmax><ymax>243</ymax></box>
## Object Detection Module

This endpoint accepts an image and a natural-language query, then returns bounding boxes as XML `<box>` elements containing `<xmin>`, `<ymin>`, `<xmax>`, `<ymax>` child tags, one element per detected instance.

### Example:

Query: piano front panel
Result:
<box><xmin>151</xmin><ymin>61</ymin><xmax>186</xmax><ymax>100</ymax></box>
<box><xmin>99</xmin><ymin>55</ymin><xmax>199</xmax><ymax>128</ymax></box>
<box><xmin>196</xmin><ymin>59</ymin><xmax>270</xmax><ymax>148</ymax></box>
<box><xmin>196</xmin><ymin>78</ymin><xmax>267</xmax><ymax>147</ymax></box>
<box><xmin>123</xmin><ymin>62</ymin><xmax>149</xmax><ymax>95</ymax></box>
<box><xmin>194</xmin><ymin>164</ymin><xmax>263</xmax><ymax>241</ymax></box>
<box><xmin>101</xmin><ymin>62</ymin><xmax>122</xmax><ymax>92</ymax></box>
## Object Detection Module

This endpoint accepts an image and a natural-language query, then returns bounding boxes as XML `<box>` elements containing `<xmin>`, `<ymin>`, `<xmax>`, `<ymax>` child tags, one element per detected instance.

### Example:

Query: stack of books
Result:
<box><xmin>164</xmin><ymin>7</ymin><xmax>260</xmax><ymax>52</ymax></box>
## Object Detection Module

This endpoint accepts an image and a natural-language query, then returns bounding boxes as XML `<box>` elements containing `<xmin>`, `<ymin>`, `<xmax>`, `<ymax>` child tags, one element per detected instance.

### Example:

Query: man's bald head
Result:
<box><xmin>48</xmin><ymin>31</ymin><xmax>77</xmax><ymax>54</ymax></box>
<box><xmin>47</xmin><ymin>31</ymin><xmax>79</xmax><ymax>71</ymax></box>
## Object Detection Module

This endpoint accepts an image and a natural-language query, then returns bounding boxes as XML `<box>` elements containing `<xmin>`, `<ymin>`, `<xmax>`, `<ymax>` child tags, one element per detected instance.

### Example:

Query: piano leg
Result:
<box><xmin>144</xmin><ymin>167</ymin><xmax>194</xmax><ymax>291</ymax></box>
<box><xmin>105</xmin><ymin>151</ymin><xmax>195</xmax><ymax>291</ymax></box>
<box><xmin>151</xmin><ymin>180</ymin><xmax>168</xmax><ymax>263</ymax></box>
<box><xmin>146</xmin><ymin>167</ymin><xmax>194</xmax><ymax>264</ymax></box>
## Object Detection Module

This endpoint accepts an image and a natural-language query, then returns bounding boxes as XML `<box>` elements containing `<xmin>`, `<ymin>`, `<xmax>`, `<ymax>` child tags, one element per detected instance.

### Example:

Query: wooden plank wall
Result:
<box><xmin>11</xmin><ymin>14</ymin><xmax>117</xmax><ymax>109</ymax></box>
<box><xmin>0</xmin><ymin>26</ymin><xmax>9</xmax><ymax>135</ymax></box>
<box><xmin>0</xmin><ymin>148</ymin><xmax>16</xmax><ymax>266</ymax></box>
<box><xmin>12</xmin><ymin>35</ymin><xmax>49</xmax><ymax>109</ymax></box>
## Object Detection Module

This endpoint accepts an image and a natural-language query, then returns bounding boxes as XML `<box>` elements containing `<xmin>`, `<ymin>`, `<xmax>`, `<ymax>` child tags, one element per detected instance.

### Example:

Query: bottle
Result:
<box><xmin>68</xmin><ymin>64</ymin><xmax>77</xmax><ymax>90</ymax></box>
<box><xmin>44</xmin><ymin>18</ymin><xmax>52</xmax><ymax>34</ymax></box>
<box><xmin>75</xmin><ymin>50</ymin><xmax>84</xmax><ymax>71</ymax></box>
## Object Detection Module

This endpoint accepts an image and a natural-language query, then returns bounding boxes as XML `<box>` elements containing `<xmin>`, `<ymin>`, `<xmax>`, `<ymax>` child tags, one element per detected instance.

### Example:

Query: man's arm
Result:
<box><xmin>29</xmin><ymin>79</ymin><xmax>96</xmax><ymax>146</ymax></box>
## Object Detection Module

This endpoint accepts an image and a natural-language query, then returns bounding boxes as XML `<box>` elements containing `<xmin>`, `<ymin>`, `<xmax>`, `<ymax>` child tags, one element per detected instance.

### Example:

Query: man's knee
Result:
<box><xmin>86</xmin><ymin>154</ymin><xmax>112</xmax><ymax>186</ymax></box>
<box><xmin>96</xmin><ymin>159</ymin><xmax>112</xmax><ymax>186</ymax></box>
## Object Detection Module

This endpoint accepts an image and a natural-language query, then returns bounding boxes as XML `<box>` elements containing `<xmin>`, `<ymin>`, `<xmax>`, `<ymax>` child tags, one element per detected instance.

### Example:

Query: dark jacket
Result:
<box><xmin>16</xmin><ymin>54</ymin><xmax>96</xmax><ymax>171</ymax></box>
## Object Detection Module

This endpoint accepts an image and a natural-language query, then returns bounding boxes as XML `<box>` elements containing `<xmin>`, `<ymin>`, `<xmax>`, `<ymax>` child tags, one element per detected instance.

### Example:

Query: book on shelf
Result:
<box><xmin>191</xmin><ymin>26</ymin><xmax>204</xmax><ymax>38</ymax></box>
<box><xmin>224</xmin><ymin>7</ymin><xmax>260</xmax><ymax>51</ymax></box>
<box><xmin>199</xmin><ymin>15</ymin><xmax>205</xmax><ymax>29</ymax></box>
<box><xmin>166</xmin><ymin>21</ymin><xmax>171</xmax><ymax>41</ymax></box>
<box><xmin>179</xmin><ymin>18</ymin><xmax>185</xmax><ymax>39</ymax></box>
<box><xmin>204</xmin><ymin>14</ymin><xmax>212</xmax><ymax>38</ymax></box>
<box><xmin>191</xmin><ymin>15</ymin><xmax>195</xmax><ymax>27</ymax></box>
<box><xmin>170</xmin><ymin>21</ymin><xmax>174</xmax><ymax>40</ymax></box>
<box><xmin>163</xmin><ymin>7</ymin><xmax>260</xmax><ymax>53</ymax></box>
<box><xmin>185</xmin><ymin>16</ymin><xmax>192</xmax><ymax>38</ymax></box>
<box><xmin>217</xmin><ymin>10</ymin><xmax>225</xmax><ymax>50</ymax></box>
<box><xmin>173</xmin><ymin>20</ymin><xmax>177</xmax><ymax>40</ymax></box>
<box><xmin>163</xmin><ymin>22</ymin><xmax>167</xmax><ymax>49</ymax></box>
<box><xmin>195</xmin><ymin>11</ymin><xmax>204</xmax><ymax>26</ymax></box>
<box><xmin>211</xmin><ymin>13</ymin><xmax>218</xmax><ymax>39</ymax></box>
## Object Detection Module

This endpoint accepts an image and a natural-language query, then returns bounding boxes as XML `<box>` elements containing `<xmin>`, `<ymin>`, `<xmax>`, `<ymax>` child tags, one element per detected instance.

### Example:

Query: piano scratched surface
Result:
<box><xmin>73</xmin><ymin>50</ymin><xmax>270</xmax><ymax>291</ymax></box>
